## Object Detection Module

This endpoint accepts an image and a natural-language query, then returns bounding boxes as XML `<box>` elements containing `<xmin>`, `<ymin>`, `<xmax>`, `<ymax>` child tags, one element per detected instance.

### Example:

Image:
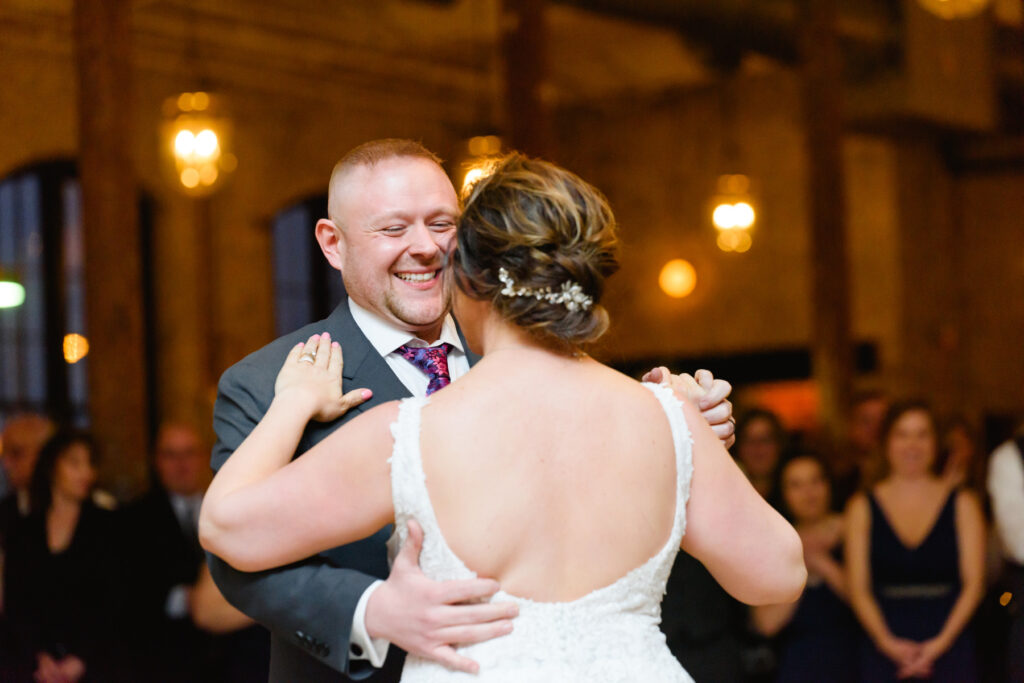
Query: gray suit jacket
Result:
<box><xmin>209</xmin><ymin>296</ymin><xmax>479</xmax><ymax>682</ymax></box>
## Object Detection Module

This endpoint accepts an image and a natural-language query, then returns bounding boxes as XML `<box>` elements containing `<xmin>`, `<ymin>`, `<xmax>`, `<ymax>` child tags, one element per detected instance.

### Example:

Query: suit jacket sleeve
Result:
<box><xmin>207</xmin><ymin>359</ymin><xmax>379</xmax><ymax>678</ymax></box>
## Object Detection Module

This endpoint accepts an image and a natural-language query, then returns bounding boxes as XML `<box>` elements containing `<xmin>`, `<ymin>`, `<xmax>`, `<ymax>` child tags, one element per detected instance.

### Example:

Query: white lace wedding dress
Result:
<box><xmin>386</xmin><ymin>383</ymin><xmax>696</xmax><ymax>682</ymax></box>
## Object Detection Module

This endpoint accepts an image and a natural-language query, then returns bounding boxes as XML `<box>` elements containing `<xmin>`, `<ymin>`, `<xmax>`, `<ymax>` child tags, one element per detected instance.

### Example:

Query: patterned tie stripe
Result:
<box><xmin>397</xmin><ymin>343</ymin><xmax>453</xmax><ymax>396</ymax></box>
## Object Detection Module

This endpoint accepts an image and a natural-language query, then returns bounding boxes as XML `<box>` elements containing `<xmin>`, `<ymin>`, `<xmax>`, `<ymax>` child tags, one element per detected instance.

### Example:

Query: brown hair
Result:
<box><xmin>453</xmin><ymin>153</ymin><xmax>619</xmax><ymax>347</ymax></box>
<box><xmin>869</xmin><ymin>399</ymin><xmax>940</xmax><ymax>483</ymax></box>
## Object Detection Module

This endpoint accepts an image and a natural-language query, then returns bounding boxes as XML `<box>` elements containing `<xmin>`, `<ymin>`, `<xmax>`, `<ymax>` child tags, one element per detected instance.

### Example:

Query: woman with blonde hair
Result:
<box><xmin>201</xmin><ymin>154</ymin><xmax>805</xmax><ymax>681</ymax></box>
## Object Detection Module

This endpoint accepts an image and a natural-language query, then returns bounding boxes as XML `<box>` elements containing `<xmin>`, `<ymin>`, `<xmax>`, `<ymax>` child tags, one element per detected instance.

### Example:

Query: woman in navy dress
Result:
<box><xmin>752</xmin><ymin>453</ymin><xmax>859</xmax><ymax>682</ymax></box>
<box><xmin>845</xmin><ymin>401</ymin><xmax>985</xmax><ymax>682</ymax></box>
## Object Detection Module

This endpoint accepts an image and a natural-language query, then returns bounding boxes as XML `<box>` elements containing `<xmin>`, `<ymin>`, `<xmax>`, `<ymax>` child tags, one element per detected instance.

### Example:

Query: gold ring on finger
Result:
<box><xmin>299</xmin><ymin>352</ymin><xmax>317</xmax><ymax>364</ymax></box>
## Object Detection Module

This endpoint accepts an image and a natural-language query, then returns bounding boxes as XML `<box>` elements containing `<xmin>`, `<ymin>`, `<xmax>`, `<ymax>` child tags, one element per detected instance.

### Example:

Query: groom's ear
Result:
<box><xmin>315</xmin><ymin>218</ymin><xmax>346</xmax><ymax>272</ymax></box>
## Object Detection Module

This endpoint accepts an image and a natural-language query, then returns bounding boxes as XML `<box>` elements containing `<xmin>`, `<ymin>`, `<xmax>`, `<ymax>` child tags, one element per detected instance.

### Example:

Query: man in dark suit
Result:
<box><xmin>126</xmin><ymin>423</ymin><xmax>210</xmax><ymax>679</ymax></box>
<box><xmin>209</xmin><ymin>139</ymin><xmax>737</xmax><ymax>682</ymax></box>
<box><xmin>0</xmin><ymin>413</ymin><xmax>54</xmax><ymax>678</ymax></box>
<box><xmin>129</xmin><ymin>422</ymin><xmax>270</xmax><ymax>681</ymax></box>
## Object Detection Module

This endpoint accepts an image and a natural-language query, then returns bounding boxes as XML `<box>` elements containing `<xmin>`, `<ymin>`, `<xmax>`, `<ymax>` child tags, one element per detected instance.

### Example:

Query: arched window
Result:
<box><xmin>0</xmin><ymin>161</ymin><xmax>87</xmax><ymax>424</ymax></box>
<box><xmin>0</xmin><ymin>161</ymin><xmax>155</xmax><ymax>428</ymax></box>
<box><xmin>271</xmin><ymin>194</ymin><xmax>344</xmax><ymax>336</ymax></box>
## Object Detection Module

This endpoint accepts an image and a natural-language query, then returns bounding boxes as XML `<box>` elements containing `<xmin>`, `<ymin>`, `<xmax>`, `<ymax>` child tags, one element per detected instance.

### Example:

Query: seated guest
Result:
<box><xmin>125</xmin><ymin>422</ymin><xmax>267</xmax><ymax>681</ymax></box>
<box><xmin>3</xmin><ymin>429</ymin><xmax>127</xmax><ymax>681</ymax></box>
<box><xmin>752</xmin><ymin>453</ymin><xmax>859</xmax><ymax>682</ymax></box>
<box><xmin>846</xmin><ymin>401</ymin><xmax>985</xmax><ymax>682</ymax></box>
<box><xmin>987</xmin><ymin>429</ymin><xmax>1024</xmax><ymax>682</ymax></box>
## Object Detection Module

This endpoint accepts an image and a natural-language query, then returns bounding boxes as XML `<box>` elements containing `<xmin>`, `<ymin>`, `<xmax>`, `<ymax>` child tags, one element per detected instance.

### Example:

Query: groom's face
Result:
<box><xmin>329</xmin><ymin>156</ymin><xmax>459</xmax><ymax>341</ymax></box>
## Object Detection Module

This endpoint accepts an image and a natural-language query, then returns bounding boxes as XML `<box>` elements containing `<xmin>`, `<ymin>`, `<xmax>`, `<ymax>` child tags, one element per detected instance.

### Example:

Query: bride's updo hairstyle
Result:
<box><xmin>453</xmin><ymin>153</ymin><xmax>619</xmax><ymax>347</ymax></box>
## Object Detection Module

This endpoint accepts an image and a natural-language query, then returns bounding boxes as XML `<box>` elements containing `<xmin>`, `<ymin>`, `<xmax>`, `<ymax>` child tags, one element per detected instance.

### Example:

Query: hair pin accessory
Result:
<box><xmin>497</xmin><ymin>267</ymin><xmax>593</xmax><ymax>312</ymax></box>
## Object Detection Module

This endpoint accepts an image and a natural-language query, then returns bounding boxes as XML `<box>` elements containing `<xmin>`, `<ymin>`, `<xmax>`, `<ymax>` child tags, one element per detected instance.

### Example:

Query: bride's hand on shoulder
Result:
<box><xmin>642</xmin><ymin>366</ymin><xmax>735</xmax><ymax>448</ymax></box>
<box><xmin>275</xmin><ymin>332</ymin><xmax>372</xmax><ymax>422</ymax></box>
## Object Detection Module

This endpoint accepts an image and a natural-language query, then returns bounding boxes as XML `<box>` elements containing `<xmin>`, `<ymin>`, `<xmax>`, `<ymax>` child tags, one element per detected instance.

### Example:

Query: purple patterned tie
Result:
<box><xmin>397</xmin><ymin>343</ymin><xmax>453</xmax><ymax>396</ymax></box>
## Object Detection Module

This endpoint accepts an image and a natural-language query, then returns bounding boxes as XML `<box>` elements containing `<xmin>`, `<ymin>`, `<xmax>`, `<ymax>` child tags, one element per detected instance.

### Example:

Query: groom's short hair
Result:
<box><xmin>327</xmin><ymin>139</ymin><xmax>445</xmax><ymax>223</ymax></box>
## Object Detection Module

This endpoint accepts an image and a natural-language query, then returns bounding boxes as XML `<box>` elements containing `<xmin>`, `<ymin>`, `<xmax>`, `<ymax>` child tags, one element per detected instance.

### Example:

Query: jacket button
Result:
<box><xmin>350</xmin><ymin>643</ymin><xmax>363</xmax><ymax>657</ymax></box>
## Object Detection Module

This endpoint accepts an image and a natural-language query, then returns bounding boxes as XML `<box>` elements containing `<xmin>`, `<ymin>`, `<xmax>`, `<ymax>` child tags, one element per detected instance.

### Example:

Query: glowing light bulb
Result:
<box><xmin>659</xmin><ymin>259</ymin><xmax>697</xmax><ymax>298</ymax></box>
<box><xmin>174</xmin><ymin>130</ymin><xmax>195</xmax><ymax>157</ymax></box>
<box><xmin>712</xmin><ymin>203</ymin><xmax>737</xmax><ymax>230</ymax></box>
<box><xmin>195</xmin><ymin>129</ymin><xmax>219</xmax><ymax>158</ymax></box>
<box><xmin>733</xmin><ymin>202</ymin><xmax>755</xmax><ymax>229</ymax></box>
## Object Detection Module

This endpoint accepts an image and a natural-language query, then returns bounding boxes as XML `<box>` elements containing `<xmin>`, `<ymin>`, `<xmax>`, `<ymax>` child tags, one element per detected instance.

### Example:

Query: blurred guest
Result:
<box><xmin>734</xmin><ymin>408</ymin><xmax>787</xmax><ymax>508</ymax></box>
<box><xmin>987</xmin><ymin>430</ymin><xmax>1024</xmax><ymax>682</ymax></box>
<box><xmin>125</xmin><ymin>422</ymin><xmax>268</xmax><ymax>681</ymax></box>
<box><xmin>939</xmin><ymin>415</ymin><xmax>984</xmax><ymax>492</ymax></box>
<box><xmin>190</xmin><ymin>562</ymin><xmax>271</xmax><ymax>682</ymax></box>
<box><xmin>0</xmin><ymin>413</ymin><xmax>55</xmax><ymax>674</ymax></box>
<box><xmin>846</xmin><ymin>401</ymin><xmax>985</xmax><ymax>682</ymax></box>
<box><xmin>831</xmin><ymin>391</ymin><xmax>889</xmax><ymax>510</ymax></box>
<box><xmin>0</xmin><ymin>413</ymin><xmax>55</xmax><ymax>543</ymax></box>
<box><xmin>661</xmin><ymin>552</ymin><xmax>747</xmax><ymax>682</ymax></box>
<box><xmin>124</xmin><ymin>422</ymin><xmax>209</xmax><ymax>679</ymax></box>
<box><xmin>3</xmin><ymin>429</ymin><xmax>127</xmax><ymax>681</ymax></box>
<box><xmin>752</xmin><ymin>453</ymin><xmax>859</xmax><ymax>682</ymax></box>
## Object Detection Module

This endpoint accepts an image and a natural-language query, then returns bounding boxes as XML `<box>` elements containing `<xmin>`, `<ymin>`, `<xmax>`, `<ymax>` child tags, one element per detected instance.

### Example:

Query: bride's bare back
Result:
<box><xmin>420</xmin><ymin>353</ymin><xmax>676</xmax><ymax>602</ymax></box>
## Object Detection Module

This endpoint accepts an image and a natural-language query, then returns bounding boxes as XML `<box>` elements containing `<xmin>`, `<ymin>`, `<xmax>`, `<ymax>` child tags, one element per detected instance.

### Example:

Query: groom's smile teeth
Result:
<box><xmin>395</xmin><ymin>270</ymin><xmax>439</xmax><ymax>283</ymax></box>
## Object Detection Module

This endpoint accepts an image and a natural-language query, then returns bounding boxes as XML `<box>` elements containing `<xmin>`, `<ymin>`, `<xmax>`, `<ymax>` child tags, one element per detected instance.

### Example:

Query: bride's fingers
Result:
<box><xmin>430</xmin><ymin>646</ymin><xmax>479</xmax><ymax>675</ymax></box>
<box><xmin>314</xmin><ymin>332</ymin><xmax>332</xmax><ymax>369</ymax></box>
<box><xmin>328</xmin><ymin>341</ymin><xmax>343</xmax><ymax>378</ymax></box>
<box><xmin>285</xmin><ymin>342</ymin><xmax>305</xmax><ymax>365</ymax></box>
<box><xmin>641</xmin><ymin>366</ymin><xmax>669</xmax><ymax>384</ymax></box>
<box><xmin>338</xmin><ymin>388</ymin><xmax>372</xmax><ymax>412</ymax></box>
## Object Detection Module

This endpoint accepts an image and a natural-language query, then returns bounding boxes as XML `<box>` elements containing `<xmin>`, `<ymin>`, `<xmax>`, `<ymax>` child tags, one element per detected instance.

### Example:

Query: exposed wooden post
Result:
<box><xmin>73</xmin><ymin>0</ymin><xmax>148</xmax><ymax>497</ymax></box>
<box><xmin>798</xmin><ymin>0</ymin><xmax>853</xmax><ymax>435</ymax></box>
<box><xmin>500</xmin><ymin>0</ymin><xmax>551</xmax><ymax>157</ymax></box>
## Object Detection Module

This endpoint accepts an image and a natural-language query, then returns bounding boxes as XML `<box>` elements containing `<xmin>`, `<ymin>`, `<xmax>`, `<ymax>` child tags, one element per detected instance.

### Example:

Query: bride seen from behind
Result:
<box><xmin>200</xmin><ymin>154</ymin><xmax>806</xmax><ymax>681</ymax></box>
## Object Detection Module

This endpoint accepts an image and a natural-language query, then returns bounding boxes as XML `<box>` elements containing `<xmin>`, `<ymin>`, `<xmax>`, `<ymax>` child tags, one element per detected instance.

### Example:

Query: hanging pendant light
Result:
<box><xmin>161</xmin><ymin>91</ymin><xmax>236</xmax><ymax>196</ymax></box>
<box><xmin>916</xmin><ymin>0</ymin><xmax>991</xmax><ymax>20</ymax></box>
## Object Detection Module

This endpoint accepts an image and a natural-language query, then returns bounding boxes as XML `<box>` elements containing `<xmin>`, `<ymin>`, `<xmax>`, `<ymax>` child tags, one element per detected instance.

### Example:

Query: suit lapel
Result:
<box><xmin>298</xmin><ymin>300</ymin><xmax>410</xmax><ymax>451</ymax></box>
<box><xmin>454</xmin><ymin>316</ymin><xmax>482</xmax><ymax>367</ymax></box>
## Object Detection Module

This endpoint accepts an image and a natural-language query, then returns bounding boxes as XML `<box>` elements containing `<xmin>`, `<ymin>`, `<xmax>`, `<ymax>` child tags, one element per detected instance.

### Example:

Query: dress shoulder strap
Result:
<box><xmin>388</xmin><ymin>396</ymin><xmax>432</xmax><ymax>540</ymax></box>
<box><xmin>641</xmin><ymin>382</ymin><xmax>695</xmax><ymax>543</ymax></box>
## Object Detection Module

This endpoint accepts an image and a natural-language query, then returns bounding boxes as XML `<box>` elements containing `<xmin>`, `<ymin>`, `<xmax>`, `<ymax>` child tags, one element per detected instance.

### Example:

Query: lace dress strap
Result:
<box><xmin>386</xmin><ymin>396</ymin><xmax>477</xmax><ymax>579</ymax></box>
<box><xmin>641</xmin><ymin>382</ymin><xmax>695</xmax><ymax>548</ymax></box>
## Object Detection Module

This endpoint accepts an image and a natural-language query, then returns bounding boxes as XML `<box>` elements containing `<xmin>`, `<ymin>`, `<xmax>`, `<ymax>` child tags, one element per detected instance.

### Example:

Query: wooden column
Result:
<box><xmin>73</xmin><ymin>0</ymin><xmax>148</xmax><ymax>497</ymax></box>
<box><xmin>798</xmin><ymin>0</ymin><xmax>853</xmax><ymax>435</ymax></box>
<box><xmin>500</xmin><ymin>0</ymin><xmax>551</xmax><ymax>158</ymax></box>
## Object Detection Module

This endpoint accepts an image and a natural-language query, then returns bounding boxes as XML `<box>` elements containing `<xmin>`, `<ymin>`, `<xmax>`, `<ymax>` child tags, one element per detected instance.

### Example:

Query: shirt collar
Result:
<box><xmin>347</xmin><ymin>297</ymin><xmax>464</xmax><ymax>356</ymax></box>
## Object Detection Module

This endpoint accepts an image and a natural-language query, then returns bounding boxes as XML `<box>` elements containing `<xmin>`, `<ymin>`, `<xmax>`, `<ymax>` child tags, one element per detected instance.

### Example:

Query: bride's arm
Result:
<box><xmin>671</xmin><ymin>392</ymin><xmax>806</xmax><ymax>606</ymax></box>
<box><xmin>200</xmin><ymin>333</ymin><xmax>396</xmax><ymax>572</ymax></box>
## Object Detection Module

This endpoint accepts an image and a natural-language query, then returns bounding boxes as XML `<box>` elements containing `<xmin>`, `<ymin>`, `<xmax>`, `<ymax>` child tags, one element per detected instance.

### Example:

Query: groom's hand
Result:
<box><xmin>643</xmin><ymin>367</ymin><xmax>735</xmax><ymax>448</ymax></box>
<box><xmin>364</xmin><ymin>520</ymin><xmax>518</xmax><ymax>674</ymax></box>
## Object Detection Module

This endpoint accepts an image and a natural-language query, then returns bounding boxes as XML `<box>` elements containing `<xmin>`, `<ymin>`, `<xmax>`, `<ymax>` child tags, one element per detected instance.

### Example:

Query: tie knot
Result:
<box><xmin>398</xmin><ymin>343</ymin><xmax>454</xmax><ymax>396</ymax></box>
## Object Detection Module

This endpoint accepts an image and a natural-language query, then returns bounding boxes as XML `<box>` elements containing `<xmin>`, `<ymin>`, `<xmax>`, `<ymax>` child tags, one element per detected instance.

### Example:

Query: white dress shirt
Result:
<box><xmin>988</xmin><ymin>439</ymin><xmax>1024</xmax><ymax>566</ymax></box>
<box><xmin>346</xmin><ymin>298</ymin><xmax>470</xmax><ymax>667</ymax></box>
